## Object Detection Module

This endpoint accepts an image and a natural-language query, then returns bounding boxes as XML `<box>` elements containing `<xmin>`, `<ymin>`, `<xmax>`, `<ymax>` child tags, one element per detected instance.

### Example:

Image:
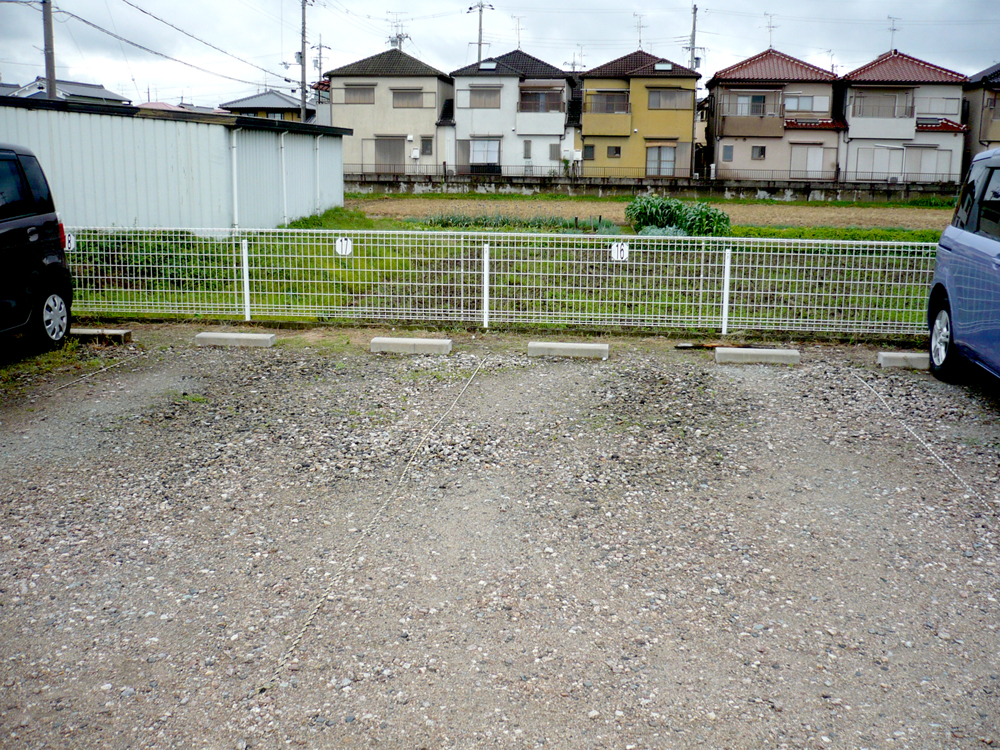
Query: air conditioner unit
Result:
<box><xmin>411</xmin><ymin>148</ymin><xmax>420</xmax><ymax>160</ymax></box>
<box><xmin>888</xmin><ymin>176</ymin><xmax>898</xmax><ymax>184</ymax></box>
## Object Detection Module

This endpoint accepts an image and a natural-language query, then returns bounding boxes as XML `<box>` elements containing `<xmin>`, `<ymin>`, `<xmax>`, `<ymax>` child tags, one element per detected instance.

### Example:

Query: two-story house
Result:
<box><xmin>706</xmin><ymin>49</ymin><xmax>840</xmax><ymax>180</ymax></box>
<box><xmin>578</xmin><ymin>51</ymin><xmax>699</xmax><ymax>178</ymax></box>
<box><xmin>320</xmin><ymin>49</ymin><xmax>453</xmax><ymax>173</ymax></box>
<box><xmin>449</xmin><ymin>51</ymin><xmax>574</xmax><ymax>175</ymax></box>
<box><xmin>964</xmin><ymin>62</ymin><xmax>1000</xmax><ymax>168</ymax></box>
<box><xmin>841</xmin><ymin>50</ymin><xmax>966</xmax><ymax>182</ymax></box>
<box><xmin>220</xmin><ymin>90</ymin><xmax>314</xmax><ymax>122</ymax></box>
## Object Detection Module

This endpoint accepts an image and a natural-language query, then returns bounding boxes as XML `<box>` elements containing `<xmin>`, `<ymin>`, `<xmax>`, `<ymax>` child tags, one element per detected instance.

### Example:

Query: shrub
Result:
<box><xmin>625</xmin><ymin>196</ymin><xmax>731</xmax><ymax>236</ymax></box>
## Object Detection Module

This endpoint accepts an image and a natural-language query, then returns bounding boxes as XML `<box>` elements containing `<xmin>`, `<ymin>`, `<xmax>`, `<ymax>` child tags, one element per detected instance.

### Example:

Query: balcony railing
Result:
<box><xmin>517</xmin><ymin>101</ymin><xmax>566</xmax><ymax>113</ymax></box>
<box><xmin>851</xmin><ymin>103</ymin><xmax>914</xmax><ymax>119</ymax></box>
<box><xmin>717</xmin><ymin>103</ymin><xmax>783</xmax><ymax>117</ymax></box>
<box><xmin>582</xmin><ymin>101</ymin><xmax>631</xmax><ymax>115</ymax></box>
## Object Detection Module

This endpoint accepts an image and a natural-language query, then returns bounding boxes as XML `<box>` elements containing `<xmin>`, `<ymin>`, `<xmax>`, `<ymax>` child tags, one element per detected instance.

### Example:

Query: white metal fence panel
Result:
<box><xmin>66</xmin><ymin>228</ymin><xmax>936</xmax><ymax>336</ymax></box>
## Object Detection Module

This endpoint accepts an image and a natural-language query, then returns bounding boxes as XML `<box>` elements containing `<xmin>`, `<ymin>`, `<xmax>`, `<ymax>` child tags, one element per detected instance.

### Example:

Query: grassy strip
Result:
<box><xmin>729</xmin><ymin>225</ymin><xmax>942</xmax><ymax>243</ymax></box>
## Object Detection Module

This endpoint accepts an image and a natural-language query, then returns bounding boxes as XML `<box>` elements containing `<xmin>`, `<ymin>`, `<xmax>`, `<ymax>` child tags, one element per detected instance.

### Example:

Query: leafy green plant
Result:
<box><xmin>625</xmin><ymin>196</ymin><xmax>730</xmax><ymax>236</ymax></box>
<box><xmin>638</xmin><ymin>226</ymin><xmax>689</xmax><ymax>237</ymax></box>
<box><xmin>729</xmin><ymin>225</ymin><xmax>941</xmax><ymax>243</ymax></box>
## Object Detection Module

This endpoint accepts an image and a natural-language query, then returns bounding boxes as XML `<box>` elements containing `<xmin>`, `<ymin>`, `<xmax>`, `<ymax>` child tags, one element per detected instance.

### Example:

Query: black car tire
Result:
<box><xmin>31</xmin><ymin>288</ymin><xmax>71</xmax><ymax>348</ymax></box>
<box><xmin>929</xmin><ymin>300</ymin><xmax>963</xmax><ymax>382</ymax></box>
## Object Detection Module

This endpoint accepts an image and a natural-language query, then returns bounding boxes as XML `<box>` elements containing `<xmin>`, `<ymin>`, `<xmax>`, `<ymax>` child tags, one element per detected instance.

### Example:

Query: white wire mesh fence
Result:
<box><xmin>66</xmin><ymin>228</ymin><xmax>936</xmax><ymax>336</ymax></box>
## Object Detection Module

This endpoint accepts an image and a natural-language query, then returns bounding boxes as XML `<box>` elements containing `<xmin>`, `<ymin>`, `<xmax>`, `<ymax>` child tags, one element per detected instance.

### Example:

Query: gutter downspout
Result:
<box><xmin>280</xmin><ymin>132</ymin><xmax>288</xmax><ymax>226</ymax></box>
<box><xmin>231</xmin><ymin>128</ymin><xmax>241</xmax><ymax>229</ymax></box>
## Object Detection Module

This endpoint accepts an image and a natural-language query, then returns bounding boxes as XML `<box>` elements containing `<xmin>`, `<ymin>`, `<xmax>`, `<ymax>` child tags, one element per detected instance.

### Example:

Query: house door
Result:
<box><xmin>791</xmin><ymin>145</ymin><xmax>825</xmax><ymax>179</ymax></box>
<box><xmin>375</xmin><ymin>138</ymin><xmax>405</xmax><ymax>174</ymax></box>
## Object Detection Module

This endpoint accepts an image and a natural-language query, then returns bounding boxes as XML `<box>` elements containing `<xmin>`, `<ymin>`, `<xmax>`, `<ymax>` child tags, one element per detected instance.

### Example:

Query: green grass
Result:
<box><xmin>729</xmin><ymin>226</ymin><xmax>942</xmax><ymax>243</ymax></box>
<box><xmin>283</xmin><ymin>207</ymin><xmax>418</xmax><ymax>231</ymax></box>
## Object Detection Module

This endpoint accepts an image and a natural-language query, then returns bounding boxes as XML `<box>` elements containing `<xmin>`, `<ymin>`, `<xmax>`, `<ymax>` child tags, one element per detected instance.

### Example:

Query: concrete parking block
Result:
<box><xmin>195</xmin><ymin>332</ymin><xmax>276</xmax><ymax>348</ymax></box>
<box><xmin>527</xmin><ymin>341</ymin><xmax>609</xmax><ymax>360</ymax></box>
<box><xmin>370</xmin><ymin>337</ymin><xmax>452</xmax><ymax>355</ymax></box>
<box><xmin>877</xmin><ymin>351</ymin><xmax>930</xmax><ymax>370</ymax></box>
<box><xmin>715</xmin><ymin>347</ymin><xmax>800</xmax><ymax>365</ymax></box>
<box><xmin>71</xmin><ymin>327</ymin><xmax>132</xmax><ymax>344</ymax></box>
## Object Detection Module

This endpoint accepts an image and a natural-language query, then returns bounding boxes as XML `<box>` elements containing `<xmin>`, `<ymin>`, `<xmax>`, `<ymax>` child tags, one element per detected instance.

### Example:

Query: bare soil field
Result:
<box><xmin>346</xmin><ymin>197</ymin><xmax>953</xmax><ymax>230</ymax></box>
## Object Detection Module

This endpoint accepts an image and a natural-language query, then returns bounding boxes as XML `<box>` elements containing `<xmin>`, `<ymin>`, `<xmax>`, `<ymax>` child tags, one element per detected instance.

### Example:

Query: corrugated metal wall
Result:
<box><xmin>0</xmin><ymin>104</ymin><xmax>344</xmax><ymax>229</ymax></box>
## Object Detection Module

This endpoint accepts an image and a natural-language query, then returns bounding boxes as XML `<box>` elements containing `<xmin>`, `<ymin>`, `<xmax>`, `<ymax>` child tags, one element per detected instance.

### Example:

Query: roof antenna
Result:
<box><xmin>511</xmin><ymin>15</ymin><xmax>524</xmax><ymax>50</ymax></box>
<box><xmin>764</xmin><ymin>13</ymin><xmax>778</xmax><ymax>49</ymax></box>
<box><xmin>633</xmin><ymin>13</ymin><xmax>647</xmax><ymax>50</ymax></box>
<box><xmin>887</xmin><ymin>16</ymin><xmax>900</xmax><ymax>51</ymax></box>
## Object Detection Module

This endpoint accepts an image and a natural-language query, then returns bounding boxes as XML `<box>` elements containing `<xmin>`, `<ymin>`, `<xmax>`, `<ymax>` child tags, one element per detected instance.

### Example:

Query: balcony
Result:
<box><xmin>848</xmin><ymin>102</ymin><xmax>916</xmax><ymax>140</ymax></box>
<box><xmin>516</xmin><ymin>99</ymin><xmax>567</xmax><ymax>136</ymax></box>
<box><xmin>582</xmin><ymin>100</ymin><xmax>632</xmax><ymax>136</ymax></box>
<box><xmin>719</xmin><ymin>115</ymin><xmax>785</xmax><ymax>138</ymax></box>
<box><xmin>518</xmin><ymin>101</ymin><xmax>565</xmax><ymax>113</ymax></box>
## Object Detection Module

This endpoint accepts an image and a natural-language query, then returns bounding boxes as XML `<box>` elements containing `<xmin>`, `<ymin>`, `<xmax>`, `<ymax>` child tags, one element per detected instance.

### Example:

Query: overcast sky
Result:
<box><xmin>1</xmin><ymin>0</ymin><xmax>998</xmax><ymax>108</ymax></box>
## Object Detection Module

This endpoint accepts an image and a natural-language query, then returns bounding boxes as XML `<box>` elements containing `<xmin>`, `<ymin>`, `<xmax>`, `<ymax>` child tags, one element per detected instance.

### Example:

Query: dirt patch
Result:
<box><xmin>346</xmin><ymin>197</ymin><xmax>953</xmax><ymax>230</ymax></box>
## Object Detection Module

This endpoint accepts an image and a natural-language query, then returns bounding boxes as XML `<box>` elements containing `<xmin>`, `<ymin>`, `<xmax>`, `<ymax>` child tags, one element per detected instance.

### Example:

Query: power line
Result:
<box><xmin>54</xmin><ymin>9</ymin><xmax>294</xmax><ymax>89</ymax></box>
<box><xmin>117</xmin><ymin>0</ymin><xmax>289</xmax><ymax>81</ymax></box>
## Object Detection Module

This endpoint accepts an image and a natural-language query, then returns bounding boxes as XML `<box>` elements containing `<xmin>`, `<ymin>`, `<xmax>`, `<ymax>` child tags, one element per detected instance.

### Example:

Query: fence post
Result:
<box><xmin>241</xmin><ymin>237</ymin><xmax>251</xmax><ymax>321</ymax></box>
<box><xmin>721</xmin><ymin>245</ymin><xmax>732</xmax><ymax>335</ymax></box>
<box><xmin>482</xmin><ymin>242</ymin><xmax>490</xmax><ymax>329</ymax></box>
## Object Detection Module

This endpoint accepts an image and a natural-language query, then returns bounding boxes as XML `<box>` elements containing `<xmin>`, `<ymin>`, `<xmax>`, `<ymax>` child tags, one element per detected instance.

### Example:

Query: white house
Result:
<box><xmin>449</xmin><ymin>50</ymin><xmax>575</xmax><ymax>175</ymax></box>
<box><xmin>841</xmin><ymin>50</ymin><xmax>967</xmax><ymax>182</ymax></box>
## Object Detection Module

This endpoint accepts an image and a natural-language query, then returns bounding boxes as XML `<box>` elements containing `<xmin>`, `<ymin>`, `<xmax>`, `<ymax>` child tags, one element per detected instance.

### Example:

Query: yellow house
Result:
<box><xmin>578</xmin><ymin>51</ymin><xmax>699</xmax><ymax>177</ymax></box>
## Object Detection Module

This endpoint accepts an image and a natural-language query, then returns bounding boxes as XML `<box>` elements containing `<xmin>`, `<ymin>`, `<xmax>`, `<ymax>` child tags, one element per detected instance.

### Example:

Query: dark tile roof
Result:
<box><xmin>451</xmin><ymin>50</ymin><xmax>567</xmax><ymax>79</ymax></box>
<box><xmin>968</xmin><ymin>61</ymin><xmax>1000</xmax><ymax>86</ymax></box>
<box><xmin>709</xmin><ymin>49</ymin><xmax>836</xmax><ymax>86</ymax></box>
<box><xmin>843</xmin><ymin>50</ymin><xmax>966</xmax><ymax>84</ymax></box>
<box><xmin>584</xmin><ymin>50</ymin><xmax>699</xmax><ymax>80</ymax></box>
<box><xmin>324</xmin><ymin>49</ymin><xmax>450</xmax><ymax>81</ymax></box>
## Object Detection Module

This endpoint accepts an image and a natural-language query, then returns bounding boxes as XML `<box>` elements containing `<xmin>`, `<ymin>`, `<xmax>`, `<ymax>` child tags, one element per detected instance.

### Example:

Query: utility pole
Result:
<box><xmin>386</xmin><ymin>13</ymin><xmax>410</xmax><ymax>50</ymax></box>
<box><xmin>688</xmin><ymin>5</ymin><xmax>697</xmax><ymax>70</ymax></box>
<box><xmin>468</xmin><ymin>1</ymin><xmax>494</xmax><ymax>64</ymax></box>
<box><xmin>300</xmin><ymin>0</ymin><xmax>309</xmax><ymax>121</ymax></box>
<box><xmin>42</xmin><ymin>0</ymin><xmax>57</xmax><ymax>100</ymax></box>
<box><xmin>313</xmin><ymin>35</ymin><xmax>330</xmax><ymax>102</ymax></box>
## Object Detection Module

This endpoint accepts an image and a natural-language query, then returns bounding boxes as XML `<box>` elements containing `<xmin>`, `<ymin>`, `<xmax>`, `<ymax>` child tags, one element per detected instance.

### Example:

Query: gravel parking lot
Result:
<box><xmin>1</xmin><ymin>324</ymin><xmax>998</xmax><ymax>749</ymax></box>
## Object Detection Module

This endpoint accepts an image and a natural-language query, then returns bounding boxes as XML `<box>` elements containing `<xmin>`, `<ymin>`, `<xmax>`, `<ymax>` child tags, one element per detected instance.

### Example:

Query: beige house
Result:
<box><xmin>964</xmin><ymin>61</ymin><xmax>1000</xmax><ymax>168</ymax></box>
<box><xmin>318</xmin><ymin>49</ymin><xmax>454</xmax><ymax>173</ymax></box>
<box><xmin>706</xmin><ymin>49</ymin><xmax>841</xmax><ymax>180</ymax></box>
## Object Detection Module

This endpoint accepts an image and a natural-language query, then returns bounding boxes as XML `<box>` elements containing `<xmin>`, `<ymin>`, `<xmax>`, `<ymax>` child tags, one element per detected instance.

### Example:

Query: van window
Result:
<box><xmin>977</xmin><ymin>168</ymin><xmax>1000</xmax><ymax>240</ymax></box>
<box><xmin>0</xmin><ymin>156</ymin><xmax>28</xmax><ymax>221</ymax></box>
<box><xmin>953</xmin><ymin>161</ymin><xmax>987</xmax><ymax>229</ymax></box>
<box><xmin>18</xmin><ymin>155</ymin><xmax>55</xmax><ymax>214</ymax></box>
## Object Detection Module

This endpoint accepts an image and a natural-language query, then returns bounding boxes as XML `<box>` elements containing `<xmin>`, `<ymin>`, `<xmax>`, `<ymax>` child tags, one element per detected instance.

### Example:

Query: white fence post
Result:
<box><xmin>721</xmin><ymin>245</ymin><xmax>732</xmax><ymax>335</ymax></box>
<box><xmin>241</xmin><ymin>238</ymin><xmax>251</xmax><ymax>321</ymax></box>
<box><xmin>482</xmin><ymin>242</ymin><xmax>490</xmax><ymax>329</ymax></box>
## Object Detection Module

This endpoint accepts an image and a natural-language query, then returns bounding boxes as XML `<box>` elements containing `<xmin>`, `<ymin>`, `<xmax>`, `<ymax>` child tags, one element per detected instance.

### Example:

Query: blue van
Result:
<box><xmin>928</xmin><ymin>147</ymin><xmax>1000</xmax><ymax>381</ymax></box>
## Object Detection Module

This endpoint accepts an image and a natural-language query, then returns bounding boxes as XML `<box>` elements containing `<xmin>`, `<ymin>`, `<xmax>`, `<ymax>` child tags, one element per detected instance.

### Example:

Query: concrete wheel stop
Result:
<box><xmin>715</xmin><ymin>347</ymin><xmax>800</xmax><ymax>365</ymax></box>
<box><xmin>370</xmin><ymin>337</ymin><xmax>452</xmax><ymax>355</ymax></box>
<box><xmin>527</xmin><ymin>342</ymin><xmax>609</xmax><ymax>360</ymax></box>
<box><xmin>195</xmin><ymin>332</ymin><xmax>276</xmax><ymax>347</ymax></box>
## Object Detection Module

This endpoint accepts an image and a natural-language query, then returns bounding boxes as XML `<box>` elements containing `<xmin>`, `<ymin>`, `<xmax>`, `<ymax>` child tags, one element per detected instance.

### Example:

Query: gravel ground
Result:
<box><xmin>1</xmin><ymin>324</ymin><xmax>999</xmax><ymax>749</ymax></box>
<box><xmin>345</xmin><ymin>198</ymin><xmax>954</xmax><ymax>231</ymax></box>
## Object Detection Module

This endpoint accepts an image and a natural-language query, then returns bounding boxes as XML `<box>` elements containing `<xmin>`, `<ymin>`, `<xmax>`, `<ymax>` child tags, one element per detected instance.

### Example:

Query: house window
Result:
<box><xmin>393</xmin><ymin>90</ymin><xmax>423</xmax><ymax>108</ymax></box>
<box><xmin>583</xmin><ymin>144</ymin><xmax>595</xmax><ymax>160</ymax></box>
<box><xmin>345</xmin><ymin>86</ymin><xmax>375</xmax><ymax>104</ymax></box>
<box><xmin>737</xmin><ymin>94</ymin><xmax>766</xmax><ymax>116</ymax></box>
<box><xmin>471</xmin><ymin>139</ymin><xmax>501</xmax><ymax>164</ymax></box>
<box><xmin>523</xmin><ymin>140</ymin><xmax>532</xmax><ymax>159</ymax></box>
<box><xmin>549</xmin><ymin>143</ymin><xmax>561</xmax><ymax>161</ymax></box>
<box><xmin>267</xmin><ymin>112</ymin><xmax>283</xmax><ymax>120</ymax></box>
<box><xmin>519</xmin><ymin>90</ymin><xmax>563</xmax><ymax>112</ymax></box>
<box><xmin>588</xmin><ymin>92</ymin><xmax>629</xmax><ymax>114</ymax></box>
<box><xmin>470</xmin><ymin>88</ymin><xmax>501</xmax><ymax>108</ymax></box>
<box><xmin>751</xmin><ymin>146</ymin><xmax>766</xmax><ymax>160</ymax></box>
<box><xmin>785</xmin><ymin>95</ymin><xmax>829</xmax><ymax>113</ymax></box>
<box><xmin>646</xmin><ymin>145</ymin><xmax>676</xmax><ymax>176</ymax></box>
<box><xmin>722</xmin><ymin>145</ymin><xmax>734</xmax><ymax>162</ymax></box>
<box><xmin>648</xmin><ymin>89</ymin><xmax>693</xmax><ymax>110</ymax></box>
<box><xmin>607</xmin><ymin>146</ymin><xmax>621</xmax><ymax>158</ymax></box>
<box><xmin>421</xmin><ymin>137</ymin><xmax>433</xmax><ymax>156</ymax></box>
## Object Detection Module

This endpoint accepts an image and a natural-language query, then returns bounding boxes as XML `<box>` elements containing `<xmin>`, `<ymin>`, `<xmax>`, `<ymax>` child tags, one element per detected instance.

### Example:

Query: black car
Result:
<box><xmin>0</xmin><ymin>143</ymin><xmax>72</xmax><ymax>347</ymax></box>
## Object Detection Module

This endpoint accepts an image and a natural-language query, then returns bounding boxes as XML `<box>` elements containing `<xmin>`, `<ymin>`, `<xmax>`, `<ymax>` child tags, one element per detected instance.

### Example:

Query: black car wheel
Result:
<box><xmin>33</xmin><ymin>289</ymin><xmax>71</xmax><ymax>348</ymax></box>
<box><xmin>929</xmin><ymin>300</ymin><xmax>963</xmax><ymax>382</ymax></box>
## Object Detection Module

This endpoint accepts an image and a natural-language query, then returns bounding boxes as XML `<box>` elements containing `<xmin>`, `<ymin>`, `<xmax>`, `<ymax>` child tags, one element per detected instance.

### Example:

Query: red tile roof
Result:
<box><xmin>584</xmin><ymin>50</ymin><xmax>698</xmax><ymax>79</ymax></box>
<box><xmin>784</xmin><ymin>119</ymin><xmax>844</xmax><ymax>130</ymax></box>
<box><xmin>916</xmin><ymin>118</ymin><xmax>967</xmax><ymax>132</ymax></box>
<box><xmin>844</xmin><ymin>50</ymin><xmax>966</xmax><ymax>84</ymax></box>
<box><xmin>710</xmin><ymin>49</ymin><xmax>837</xmax><ymax>84</ymax></box>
